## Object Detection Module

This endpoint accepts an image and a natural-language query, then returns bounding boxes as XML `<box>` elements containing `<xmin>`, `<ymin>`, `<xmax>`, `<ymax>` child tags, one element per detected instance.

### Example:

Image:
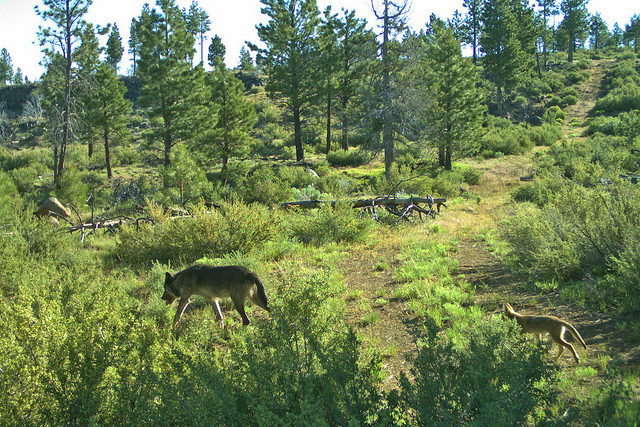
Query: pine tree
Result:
<box><xmin>461</xmin><ymin>0</ymin><xmax>483</xmax><ymax>65</ymax></box>
<box><xmin>625</xmin><ymin>15</ymin><xmax>640</xmax><ymax>53</ymax></box>
<box><xmin>207</xmin><ymin>35</ymin><xmax>226</xmax><ymax>67</ymax></box>
<box><xmin>238</xmin><ymin>46</ymin><xmax>254</xmax><ymax>72</ymax></box>
<box><xmin>418</xmin><ymin>22</ymin><xmax>486</xmax><ymax>170</ymax></box>
<box><xmin>318</xmin><ymin>6</ymin><xmax>340</xmax><ymax>153</ymax></box>
<box><xmin>35</xmin><ymin>0</ymin><xmax>92</xmax><ymax>185</ymax></box>
<box><xmin>0</xmin><ymin>48</ymin><xmax>13</xmax><ymax>86</ymax></box>
<box><xmin>186</xmin><ymin>1</ymin><xmax>211</xmax><ymax>65</ymax></box>
<box><xmin>335</xmin><ymin>9</ymin><xmax>375</xmax><ymax>150</ymax></box>
<box><xmin>137</xmin><ymin>0</ymin><xmax>203</xmax><ymax>166</ymax></box>
<box><xmin>536</xmin><ymin>0</ymin><xmax>559</xmax><ymax>69</ymax></box>
<box><xmin>12</xmin><ymin>68</ymin><xmax>23</xmax><ymax>85</ymax></box>
<box><xmin>76</xmin><ymin>24</ymin><xmax>102</xmax><ymax>158</ymax></box>
<box><xmin>198</xmin><ymin>63</ymin><xmax>256</xmax><ymax>171</ymax></box>
<box><xmin>255</xmin><ymin>0</ymin><xmax>320</xmax><ymax>162</ymax></box>
<box><xmin>84</xmin><ymin>63</ymin><xmax>132</xmax><ymax>178</ymax></box>
<box><xmin>590</xmin><ymin>13</ymin><xmax>608</xmax><ymax>51</ymax></box>
<box><xmin>106</xmin><ymin>24</ymin><xmax>124</xmax><ymax>71</ymax></box>
<box><xmin>481</xmin><ymin>0</ymin><xmax>524</xmax><ymax>116</ymax></box>
<box><xmin>129</xmin><ymin>16</ymin><xmax>142</xmax><ymax>75</ymax></box>
<box><xmin>560</xmin><ymin>0</ymin><xmax>589</xmax><ymax>62</ymax></box>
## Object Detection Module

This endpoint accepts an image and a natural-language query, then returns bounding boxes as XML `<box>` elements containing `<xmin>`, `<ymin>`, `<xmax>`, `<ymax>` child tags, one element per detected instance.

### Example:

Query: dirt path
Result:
<box><xmin>562</xmin><ymin>59</ymin><xmax>612</xmax><ymax>138</ymax></box>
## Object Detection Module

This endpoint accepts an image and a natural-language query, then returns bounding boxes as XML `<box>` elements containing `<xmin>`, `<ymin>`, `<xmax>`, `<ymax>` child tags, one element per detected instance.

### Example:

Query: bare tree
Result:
<box><xmin>372</xmin><ymin>0</ymin><xmax>408</xmax><ymax>181</ymax></box>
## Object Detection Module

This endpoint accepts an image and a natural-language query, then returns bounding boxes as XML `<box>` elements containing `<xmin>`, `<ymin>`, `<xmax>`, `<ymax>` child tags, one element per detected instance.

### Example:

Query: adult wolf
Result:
<box><xmin>162</xmin><ymin>265</ymin><xmax>270</xmax><ymax>327</ymax></box>
<box><xmin>504</xmin><ymin>302</ymin><xmax>587</xmax><ymax>364</ymax></box>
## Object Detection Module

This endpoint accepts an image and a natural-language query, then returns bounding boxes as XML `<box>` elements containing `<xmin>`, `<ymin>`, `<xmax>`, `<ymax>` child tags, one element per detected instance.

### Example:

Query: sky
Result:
<box><xmin>0</xmin><ymin>0</ymin><xmax>637</xmax><ymax>82</ymax></box>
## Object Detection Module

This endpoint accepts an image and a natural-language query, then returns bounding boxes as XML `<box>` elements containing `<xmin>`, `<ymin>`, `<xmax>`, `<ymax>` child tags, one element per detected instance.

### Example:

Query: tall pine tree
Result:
<box><xmin>84</xmin><ymin>63</ymin><xmax>132</xmax><ymax>178</ymax></box>
<box><xmin>36</xmin><ymin>0</ymin><xmax>92</xmax><ymax>185</ymax></box>
<box><xmin>255</xmin><ymin>0</ymin><xmax>320</xmax><ymax>162</ymax></box>
<box><xmin>481</xmin><ymin>0</ymin><xmax>525</xmax><ymax>116</ymax></box>
<box><xmin>418</xmin><ymin>22</ymin><xmax>486</xmax><ymax>170</ymax></box>
<box><xmin>137</xmin><ymin>0</ymin><xmax>204</xmax><ymax>166</ymax></box>
<box><xmin>106</xmin><ymin>24</ymin><xmax>123</xmax><ymax>71</ymax></box>
<box><xmin>198</xmin><ymin>62</ymin><xmax>256</xmax><ymax>171</ymax></box>
<box><xmin>560</xmin><ymin>0</ymin><xmax>589</xmax><ymax>62</ymax></box>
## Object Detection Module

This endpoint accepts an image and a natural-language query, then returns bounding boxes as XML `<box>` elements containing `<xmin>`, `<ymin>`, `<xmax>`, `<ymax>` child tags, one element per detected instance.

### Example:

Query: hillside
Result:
<box><xmin>1</xmin><ymin>52</ymin><xmax>640</xmax><ymax>424</ymax></box>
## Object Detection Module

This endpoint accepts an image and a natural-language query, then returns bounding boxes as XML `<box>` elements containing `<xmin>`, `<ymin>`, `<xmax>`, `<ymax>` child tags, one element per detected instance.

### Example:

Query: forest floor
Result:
<box><xmin>341</xmin><ymin>58</ymin><xmax>640</xmax><ymax>392</ymax></box>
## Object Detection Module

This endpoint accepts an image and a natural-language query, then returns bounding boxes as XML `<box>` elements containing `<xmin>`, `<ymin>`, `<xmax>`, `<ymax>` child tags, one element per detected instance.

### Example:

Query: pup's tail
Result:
<box><xmin>564</xmin><ymin>322</ymin><xmax>587</xmax><ymax>349</ymax></box>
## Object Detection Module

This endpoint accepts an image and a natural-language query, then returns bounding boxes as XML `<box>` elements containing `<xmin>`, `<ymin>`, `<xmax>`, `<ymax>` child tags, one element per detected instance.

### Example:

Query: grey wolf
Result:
<box><xmin>162</xmin><ymin>265</ymin><xmax>270</xmax><ymax>327</ymax></box>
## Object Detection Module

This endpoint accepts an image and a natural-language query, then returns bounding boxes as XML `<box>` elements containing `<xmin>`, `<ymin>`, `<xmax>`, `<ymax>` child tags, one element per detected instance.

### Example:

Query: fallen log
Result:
<box><xmin>280</xmin><ymin>196</ymin><xmax>447</xmax><ymax>222</ymax></box>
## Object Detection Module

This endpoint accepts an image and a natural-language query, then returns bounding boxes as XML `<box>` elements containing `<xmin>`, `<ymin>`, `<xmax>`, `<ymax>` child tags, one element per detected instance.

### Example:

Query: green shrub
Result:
<box><xmin>113</xmin><ymin>202</ymin><xmax>281</xmax><ymax>266</ymax></box>
<box><xmin>527</xmin><ymin>123</ymin><xmax>563</xmax><ymax>146</ymax></box>
<box><xmin>543</xmin><ymin>106</ymin><xmax>566</xmax><ymax>124</ymax></box>
<box><xmin>461</xmin><ymin>166</ymin><xmax>483</xmax><ymax>185</ymax></box>
<box><xmin>481</xmin><ymin>124</ymin><xmax>534</xmax><ymax>157</ymax></box>
<box><xmin>595</xmin><ymin>84</ymin><xmax>640</xmax><ymax>113</ymax></box>
<box><xmin>287</xmin><ymin>202</ymin><xmax>373</xmax><ymax>245</ymax></box>
<box><xmin>239</xmin><ymin>167</ymin><xmax>293</xmax><ymax>205</ymax></box>
<box><xmin>400</xmin><ymin>316</ymin><xmax>557</xmax><ymax>425</ymax></box>
<box><xmin>219</xmin><ymin>265</ymin><xmax>394</xmax><ymax>425</ymax></box>
<box><xmin>326</xmin><ymin>147</ymin><xmax>370</xmax><ymax>167</ymax></box>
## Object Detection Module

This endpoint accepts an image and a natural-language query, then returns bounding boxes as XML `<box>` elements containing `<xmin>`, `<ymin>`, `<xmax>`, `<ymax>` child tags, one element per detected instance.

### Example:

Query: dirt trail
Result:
<box><xmin>340</xmin><ymin>58</ymin><xmax>638</xmax><ymax>388</ymax></box>
<box><xmin>562</xmin><ymin>59</ymin><xmax>612</xmax><ymax>137</ymax></box>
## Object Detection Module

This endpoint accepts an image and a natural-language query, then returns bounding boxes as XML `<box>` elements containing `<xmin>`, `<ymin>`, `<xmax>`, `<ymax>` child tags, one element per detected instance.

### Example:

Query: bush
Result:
<box><xmin>481</xmin><ymin>124</ymin><xmax>534</xmax><ymax>157</ymax></box>
<box><xmin>595</xmin><ymin>84</ymin><xmax>640</xmax><ymax>113</ymax></box>
<box><xmin>287</xmin><ymin>202</ymin><xmax>374</xmax><ymax>245</ymax></box>
<box><xmin>239</xmin><ymin>167</ymin><xmax>293</xmax><ymax>205</ymax></box>
<box><xmin>527</xmin><ymin>123</ymin><xmax>563</xmax><ymax>146</ymax></box>
<box><xmin>326</xmin><ymin>147</ymin><xmax>370</xmax><ymax>167</ymax></box>
<box><xmin>543</xmin><ymin>106</ymin><xmax>567</xmax><ymax>124</ymax></box>
<box><xmin>113</xmin><ymin>202</ymin><xmax>281</xmax><ymax>266</ymax></box>
<box><xmin>400</xmin><ymin>316</ymin><xmax>557</xmax><ymax>425</ymax></box>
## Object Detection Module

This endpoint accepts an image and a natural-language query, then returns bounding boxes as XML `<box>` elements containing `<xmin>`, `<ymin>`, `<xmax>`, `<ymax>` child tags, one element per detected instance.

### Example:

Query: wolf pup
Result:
<box><xmin>162</xmin><ymin>265</ymin><xmax>270</xmax><ymax>328</ymax></box>
<box><xmin>504</xmin><ymin>302</ymin><xmax>587</xmax><ymax>364</ymax></box>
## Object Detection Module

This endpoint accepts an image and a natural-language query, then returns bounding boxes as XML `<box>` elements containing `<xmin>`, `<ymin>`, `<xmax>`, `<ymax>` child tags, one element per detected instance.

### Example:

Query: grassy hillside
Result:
<box><xmin>1</xmin><ymin>49</ymin><xmax>639</xmax><ymax>424</ymax></box>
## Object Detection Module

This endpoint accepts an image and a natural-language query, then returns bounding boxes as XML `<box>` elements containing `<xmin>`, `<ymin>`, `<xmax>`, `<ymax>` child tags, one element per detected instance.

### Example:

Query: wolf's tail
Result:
<box><xmin>250</xmin><ymin>273</ymin><xmax>270</xmax><ymax>312</ymax></box>
<box><xmin>564</xmin><ymin>322</ymin><xmax>587</xmax><ymax>349</ymax></box>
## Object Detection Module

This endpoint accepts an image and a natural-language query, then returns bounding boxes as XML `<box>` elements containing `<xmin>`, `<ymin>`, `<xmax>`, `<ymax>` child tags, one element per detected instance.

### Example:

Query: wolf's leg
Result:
<box><xmin>231</xmin><ymin>296</ymin><xmax>250</xmax><ymax>325</ymax></box>
<box><xmin>174</xmin><ymin>297</ymin><xmax>190</xmax><ymax>327</ymax></box>
<box><xmin>212</xmin><ymin>300</ymin><xmax>225</xmax><ymax>327</ymax></box>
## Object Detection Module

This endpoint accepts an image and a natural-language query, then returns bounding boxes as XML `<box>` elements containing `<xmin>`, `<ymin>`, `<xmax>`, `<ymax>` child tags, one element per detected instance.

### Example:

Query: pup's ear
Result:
<box><xmin>165</xmin><ymin>272</ymin><xmax>173</xmax><ymax>280</ymax></box>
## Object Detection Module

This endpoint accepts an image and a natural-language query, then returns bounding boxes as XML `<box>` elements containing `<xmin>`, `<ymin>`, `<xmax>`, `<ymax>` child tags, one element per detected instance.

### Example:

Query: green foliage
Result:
<box><xmin>238</xmin><ymin>167</ymin><xmax>293</xmax><ymax>205</ymax></box>
<box><xmin>220</xmin><ymin>266</ymin><xmax>393</xmax><ymax>424</ymax></box>
<box><xmin>113</xmin><ymin>201</ymin><xmax>280</xmax><ymax>266</ymax></box>
<box><xmin>503</xmin><ymin>181</ymin><xmax>640</xmax><ymax>311</ymax></box>
<box><xmin>326</xmin><ymin>147</ymin><xmax>370</xmax><ymax>167</ymax></box>
<box><xmin>158</xmin><ymin>145</ymin><xmax>209</xmax><ymax>205</ymax></box>
<box><xmin>401</xmin><ymin>316</ymin><xmax>557</xmax><ymax>425</ymax></box>
<box><xmin>544</xmin><ymin>105</ymin><xmax>567</xmax><ymax>124</ymax></box>
<box><xmin>287</xmin><ymin>202</ymin><xmax>374</xmax><ymax>245</ymax></box>
<box><xmin>481</xmin><ymin>122</ymin><xmax>534</xmax><ymax>157</ymax></box>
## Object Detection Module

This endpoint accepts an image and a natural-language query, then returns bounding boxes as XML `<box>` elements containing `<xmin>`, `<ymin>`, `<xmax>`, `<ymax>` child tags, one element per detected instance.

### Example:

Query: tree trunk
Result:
<box><xmin>340</xmin><ymin>97</ymin><xmax>349</xmax><ymax>150</ymax></box>
<box><xmin>88</xmin><ymin>141</ymin><xmax>94</xmax><ymax>158</ymax></box>
<box><xmin>438</xmin><ymin>144</ymin><xmax>445</xmax><ymax>168</ymax></box>
<box><xmin>104</xmin><ymin>127</ymin><xmax>112</xmax><ymax>179</ymax></box>
<box><xmin>326</xmin><ymin>89</ymin><xmax>332</xmax><ymax>153</ymax></box>
<box><xmin>496</xmin><ymin>84</ymin><xmax>503</xmax><ymax>117</ymax></box>
<box><xmin>445</xmin><ymin>143</ymin><xmax>452</xmax><ymax>170</ymax></box>
<box><xmin>382</xmin><ymin>2</ymin><xmax>394</xmax><ymax>181</ymax></box>
<box><xmin>293</xmin><ymin>105</ymin><xmax>304</xmax><ymax>161</ymax></box>
<box><xmin>568</xmin><ymin>32</ymin><xmax>575</xmax><ymax>62</ymax></box>
<box><xmin>56</xmin><ymin>0</ymin><xmax>72</xmax><ymax>188</ymax></box>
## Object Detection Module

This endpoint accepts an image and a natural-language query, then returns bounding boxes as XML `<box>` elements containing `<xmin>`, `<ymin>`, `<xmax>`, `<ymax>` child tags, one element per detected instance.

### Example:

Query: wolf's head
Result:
<box><xmin>161</xmin><ymin>272</ymin><xmax>178</xmax><ymax>305</ymax></box>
